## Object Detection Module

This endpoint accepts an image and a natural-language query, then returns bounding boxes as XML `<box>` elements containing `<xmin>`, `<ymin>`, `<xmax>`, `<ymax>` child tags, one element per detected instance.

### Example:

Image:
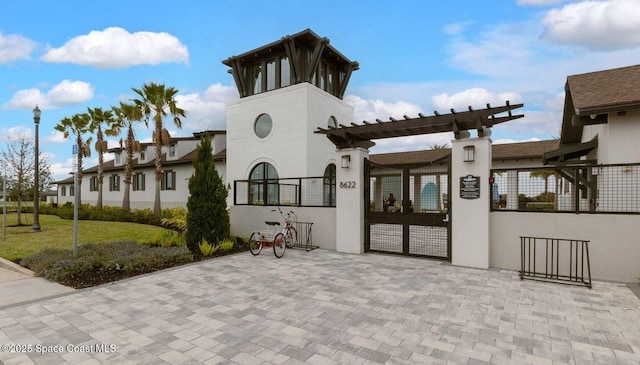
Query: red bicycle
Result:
<box><xmin>278</xmin><ymin>207</ymin><xmax>298</xmax><ymax>249</ymax></box>
<box><xmin>248</xmin><ymin>208</ymin><xmax>297</xmax><ymax>258</ymax></box>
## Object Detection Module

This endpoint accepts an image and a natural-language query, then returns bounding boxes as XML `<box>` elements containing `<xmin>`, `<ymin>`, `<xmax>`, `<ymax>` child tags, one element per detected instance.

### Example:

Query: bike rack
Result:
<box><xmin>291</xmin><ymin>221</ymin><xmax>317</xmax><ymax>251</ymax></box>
<box><xmin>519</xmin><ymin>236</ymin><xmax>592</xmax><ymax>288</ymax></box>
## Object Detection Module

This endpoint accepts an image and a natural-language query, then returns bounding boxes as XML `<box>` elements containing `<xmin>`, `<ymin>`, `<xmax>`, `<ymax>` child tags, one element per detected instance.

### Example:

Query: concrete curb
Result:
<box><xmin>0</xmin><ymin>256</ymin><xmax>35</xmax><ymax>276</ymax></box>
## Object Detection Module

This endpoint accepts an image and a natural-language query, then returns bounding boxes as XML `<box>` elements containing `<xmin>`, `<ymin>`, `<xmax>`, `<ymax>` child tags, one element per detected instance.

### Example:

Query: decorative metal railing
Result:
<box><xmin>491</xmin><ymin>163</ymin><xmax>640</xmax><ymax>214</ymax></box>
<box><xmin>234</xmin><ymin>176</ymin><xmax>336</xmax><ymax>207</ymax></box>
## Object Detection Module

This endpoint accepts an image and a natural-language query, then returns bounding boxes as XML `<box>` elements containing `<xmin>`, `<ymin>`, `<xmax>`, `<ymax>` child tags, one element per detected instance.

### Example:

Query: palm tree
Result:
<box><xmin>429</xmin><ymin>143</ymin><xmax>449</xmax><ymax>150</ymax></box>
<box><xmin>530</xmin><ymin>169</ymin><xmax>555</xmax><ymax>195</ymax></box>
<box><xmin>112</xmin><ymin>102</ymin><xmax>143</xmax><ymax>212</ymax></box>
<box><xmin>87</xmin><ymin>107</ymin><xmax>116</xmax><ymax>210</ymax></box>
<box><xmin>132</xmin><ymin>82</ymin><xmax>186</xmax><ymax>216</ymax></box>
<box><xmin>55</xmin><ymin>113</ymin><xmax>92</xmax><ymax>206</ymax></box>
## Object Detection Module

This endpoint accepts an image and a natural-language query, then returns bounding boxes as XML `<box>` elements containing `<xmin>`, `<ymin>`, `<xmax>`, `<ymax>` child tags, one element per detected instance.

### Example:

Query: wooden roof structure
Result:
<box><xmin>315</xmin><ymin>102</ymin><xmax>524</xmax><ymax>149</ymax></box>
<box><xmin>369</xmin><ymin>139</ymin><xmax>560</xmax><ymax>167</ymax></box>
<box><xmin>222</xmin><ymin>29</ymin><xmax>359</xmax><ymax>99</ymax></box>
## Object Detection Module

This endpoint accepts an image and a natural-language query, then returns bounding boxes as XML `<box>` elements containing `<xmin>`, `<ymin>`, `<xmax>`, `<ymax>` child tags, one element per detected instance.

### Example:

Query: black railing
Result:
<box><xmin>290</xmin><ymin>221</ymin><xmax>316</xmax><ymax>251</ymax></box>
<box><xmin>234</xmin><ymin>176</ymin><xmax>335</xmax><ymax>207</ymax></box>
<box><xmin>491</xmin><ymin>163</ymin><xmax>640</xmax><ymax>214</ymax></box>
<box><xmin>520</xmin><ymin>236</ymin><xmax>591</xmax><ymax>288</ymax></box>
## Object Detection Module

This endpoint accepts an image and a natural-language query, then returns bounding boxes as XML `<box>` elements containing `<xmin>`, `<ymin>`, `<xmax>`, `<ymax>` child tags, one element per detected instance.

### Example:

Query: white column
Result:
<box><xmin>451</xmin><ymin>137</ymin><xmax>491</xmax><ymax>269</ymax></box>
<box><xmin>336</xmin><ymin>147</ymin><xmax>369</xmax><ymax>254</ymax></box>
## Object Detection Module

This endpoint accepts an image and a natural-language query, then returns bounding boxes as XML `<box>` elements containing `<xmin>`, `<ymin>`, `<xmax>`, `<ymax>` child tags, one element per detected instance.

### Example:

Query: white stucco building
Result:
<box><xmin>55</xmin><ymin>131</ymin><xmax>226</xmax><ymax>210</ymax></box>
<box><xmin>53</xmin><ymin>31</ymin><xmax>640</xmax><ymax>282</ymax></box>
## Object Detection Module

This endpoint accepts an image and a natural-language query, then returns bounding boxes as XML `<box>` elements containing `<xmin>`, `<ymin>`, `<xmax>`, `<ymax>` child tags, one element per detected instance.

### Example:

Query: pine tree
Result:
<box><xmin>186</xmin><ymin>136</ymin><xmax>229</xmax><ymax>254</ymax></box>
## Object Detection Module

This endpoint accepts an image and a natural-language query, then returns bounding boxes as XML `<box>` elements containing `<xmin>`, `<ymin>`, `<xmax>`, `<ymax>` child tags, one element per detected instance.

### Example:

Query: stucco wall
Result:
<box><xmin>66</xmin><ymin>160</ymin><xmax>226</xmax><ymax>211</ymax></box>
<box><xmin>230</xmin><ymin>205</ymin><xmax>336</xmax><ymax>250</ymax></box>
<box><xmin>490</xmin><ymin>211</ymin><xmax>640</xmax><ymax>282</ymax></box>
<box><xmin>226</xmin><ymin>83</ymin><xmax>352</xmax><ymax>185</ymax></box>
<box><xmin>583</xmin><ymin>109</ymin><xmax>640</xmax><ymax>164</ymax></box>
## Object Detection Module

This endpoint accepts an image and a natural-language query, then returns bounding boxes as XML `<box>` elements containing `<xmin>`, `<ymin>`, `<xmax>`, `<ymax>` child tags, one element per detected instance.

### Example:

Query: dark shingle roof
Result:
<box><xmin>567</xmin><ymin>64</ymin><xmax>640</xmax><ymax>115</ymax></box>
<box><xmin>55</xmin><ymin>141</ymin><xmax>554</xmax><ymax>185</ymax></box>
<box><xmin>369</xmin><ymin>140</ymin><xmax>559</xmax><ymax>165</ymax></box>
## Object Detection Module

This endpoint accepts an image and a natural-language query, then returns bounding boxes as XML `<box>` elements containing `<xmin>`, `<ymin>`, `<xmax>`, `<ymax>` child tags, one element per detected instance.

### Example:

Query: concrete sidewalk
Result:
<box><xmin>0</xmin><ymin>249</ymin><xmax>638</xmax><ymax>364</ymax></box>
<box><xmin>0</xmin><ymin>257</ymin><xmax>75</xmax><ymax>308</ymax></box>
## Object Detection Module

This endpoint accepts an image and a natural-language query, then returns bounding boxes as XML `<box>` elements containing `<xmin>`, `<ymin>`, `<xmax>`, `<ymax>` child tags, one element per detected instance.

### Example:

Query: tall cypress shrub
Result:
<box><xmin>186</xmin><ymin>136</ymin><xmax>229</xmax><ymax>254</ymax></box>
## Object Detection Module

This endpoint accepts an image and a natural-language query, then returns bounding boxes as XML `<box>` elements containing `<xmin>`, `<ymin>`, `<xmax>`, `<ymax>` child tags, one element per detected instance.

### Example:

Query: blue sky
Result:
<box><xmin>2</xmin><ymin>0</ymin><xmax>640</xmax><ymax>181</ymax></box>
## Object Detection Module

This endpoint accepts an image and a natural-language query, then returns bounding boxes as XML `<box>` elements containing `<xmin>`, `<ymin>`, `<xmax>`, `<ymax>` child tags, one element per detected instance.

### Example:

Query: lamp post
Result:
<box><xmin>31</xmin><ymin>105</ymin><xmax>41</xmax><ymax>232</ymax></box>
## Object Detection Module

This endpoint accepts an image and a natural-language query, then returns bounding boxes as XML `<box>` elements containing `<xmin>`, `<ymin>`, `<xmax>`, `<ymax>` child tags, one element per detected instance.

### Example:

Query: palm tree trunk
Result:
<box><xmin>97</xmin><ymin>182</ymin><xmax>103</xmax><ymax>210</ymax></box>
<box><xmin>122</xmin><ymin>183</ymin><xmax>130</xmax><ymax>211</ymax></box>
<box><xmin>153</xmin><ymin>133</ymin><xmax>162</xmax><ymax>216</ymax></box>
<box><xmin>154</xmin><ymin>180</ymin><xmax>161</xmax><ymax>216</ymax></box>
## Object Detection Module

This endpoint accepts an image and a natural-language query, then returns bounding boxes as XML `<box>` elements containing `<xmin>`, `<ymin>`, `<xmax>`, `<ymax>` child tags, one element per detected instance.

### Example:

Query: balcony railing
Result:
<box><xmin>234</xmin><ymin>176</ymin><xmax>336</xmax><ymax>207</ymax></box>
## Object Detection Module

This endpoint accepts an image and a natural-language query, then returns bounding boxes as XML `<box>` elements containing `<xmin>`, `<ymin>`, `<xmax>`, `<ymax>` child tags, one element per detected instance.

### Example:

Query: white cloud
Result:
<box><xmin>431</xmin><ymin>88</ymin><xmax>523</xmax><ymax>111</ymax></box>
<box><xmin>175</xmin><ymin>83</ymin><xmax>238</xmax><ymax>132</ymax></box>
<box><xmin>443</xmin><ymin>22</ymin><xmax>473</xmax><ymax>36</ymax></box>
<box><xmin>492</xmin><ymin>110</ymin><xmax>562</xmax><ymax>137</ymax></box>
<box><xmin>542</xmin><ymin>0</ymin><xmax>640</xmax><ymax>50</ymax></box>
<box><xmin>3</xmin><ymin>80</ymin><xmax>94</xmax><ymax>109</ymax></box>
<box><xmin>344</xmin><ymin>94</ymin><xmax>423</xmax><ymax>124</ymax></box>
<box><xmin>370</xmin><ymin>134</ymin><xmax>455</xmax><ymax>154</ymax></box>
<box><xmin>0</xmin><ymin>126</ymin><xmax>31</xmax><ymax>141</ymax></box>
<box><xmin>446</xmin><ymin>22</ymin><xmax>538</xmax><ymax>78</ymax></box>
<box><xmin>41</xmin><ymin>27</ymin><xmax>189</xmax><ymax>69</ymax></box>
<box><xmin>46</xmin><ymin>130</ymin><xmax>68</xmax><ymax>144</ymax></box>
<box><xmin>545</xmin><ymin>91</ymin><xmax>566</xmax><ymax>112</ymax></box>
<box><xmin>0</xmin><ymin>32</ymin><xmax>37</xmax><ymax>63</ymax></box>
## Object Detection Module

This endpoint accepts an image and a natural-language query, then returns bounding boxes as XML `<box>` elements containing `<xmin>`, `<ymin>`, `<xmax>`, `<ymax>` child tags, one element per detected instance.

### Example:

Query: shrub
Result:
<box><xmin>161</xmin><ymin>207</ymin><xmax>188</xmax><ymax>233</ymax></box>
<box><xmin>146</xmin><ymin>230</ymin><xmax>186</xmax><ymax>247</ymax></box>
<box><xmin>219</xmin><ymin>238</ymin><xmax>235</xmax><ymax>252</ymax></box>
<box><xmin>186</xmin><ymin>136</ymin><xmax>230</xmax><ymax>254</ymax></box>
<box><xmin>37</xmin><ymin>204</ymin><xmax>170</xmax><ymax>226</ymax></box>
<box><xmin>198</xmin><ymin>239</ymin><xmax>219</xmax><ymax>256</ymax></box>
<box><xmin>20</xmin><ymin>240</ymin><xmax>192</xmax><ymax>288</ymax></box>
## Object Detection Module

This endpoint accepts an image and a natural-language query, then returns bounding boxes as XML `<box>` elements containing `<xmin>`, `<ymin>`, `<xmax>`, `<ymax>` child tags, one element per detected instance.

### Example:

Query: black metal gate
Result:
<box><xmin>364</xmin><ymin>158</ymin><xmax>451</xmax><ymax>260</ymax></box>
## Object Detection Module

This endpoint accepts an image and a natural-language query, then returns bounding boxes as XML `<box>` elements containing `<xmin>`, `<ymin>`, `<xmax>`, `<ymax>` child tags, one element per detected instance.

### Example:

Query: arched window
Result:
<box><xmin>328</xmin><ymin>116</ymin><xmax>337</xmax><ymax>129</ymax></box>
<box><xmin>323</xmin><ymin>164</ymin><xmax>336</xmax><ymax>207</ymax></box>
<box><xmin>249</xmin><ymin>162</ymin><xmax>279</xmax><ymax>205</ymax></box>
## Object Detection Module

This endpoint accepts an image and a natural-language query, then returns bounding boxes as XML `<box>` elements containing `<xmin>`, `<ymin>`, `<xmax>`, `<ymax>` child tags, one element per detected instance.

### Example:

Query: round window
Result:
<box><xmin>254</xmin><ymin>113</ymin><xmax>273</xmax><ymax>138</ymax></box>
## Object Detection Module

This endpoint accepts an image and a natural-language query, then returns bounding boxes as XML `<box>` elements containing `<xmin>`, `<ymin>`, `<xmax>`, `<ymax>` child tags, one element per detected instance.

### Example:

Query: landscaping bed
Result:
<box><xmin>20</xmin><ymin>239</ymin><xmax>249</xmax><ymax>289</ymax></box>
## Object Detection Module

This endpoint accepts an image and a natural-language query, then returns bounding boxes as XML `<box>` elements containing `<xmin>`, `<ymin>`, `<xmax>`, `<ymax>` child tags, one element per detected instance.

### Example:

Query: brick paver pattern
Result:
<box><xmin>0</xmin><ymin>249</ymin><xmax>638</xmax><ymax>364</ymax></box>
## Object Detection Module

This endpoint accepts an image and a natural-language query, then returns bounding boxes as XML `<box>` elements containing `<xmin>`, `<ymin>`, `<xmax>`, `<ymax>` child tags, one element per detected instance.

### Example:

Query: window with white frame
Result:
<box><xmin>61</xmin><ymin>186</ymin><xmax>66</xmax><ymax>196</ymax></box>
<box><xmin>169</xmin><ymin>144</ymin><xmax>176</xmax><ymax>158</ymax></box>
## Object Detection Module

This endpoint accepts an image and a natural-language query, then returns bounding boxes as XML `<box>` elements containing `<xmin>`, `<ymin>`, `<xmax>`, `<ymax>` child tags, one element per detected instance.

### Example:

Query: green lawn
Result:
<box><xmin>0</xmin><ymin>213</ymin><xmax>169</xmax><ymax>262</ymax></box>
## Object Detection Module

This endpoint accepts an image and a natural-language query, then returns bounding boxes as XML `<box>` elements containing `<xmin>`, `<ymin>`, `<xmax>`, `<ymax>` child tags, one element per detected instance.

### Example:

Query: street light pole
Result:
<box><xmin>31</xmin><ymin>105</ymin><xmax>41</xmax><ymax>232</ymax></box>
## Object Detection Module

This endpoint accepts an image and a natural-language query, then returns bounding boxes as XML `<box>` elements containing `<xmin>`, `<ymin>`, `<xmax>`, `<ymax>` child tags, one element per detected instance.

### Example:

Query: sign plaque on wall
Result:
<box><xmin>460</xmin><ymin>175</ymin><xmax>480</xmax><ymax>199</ymax></box>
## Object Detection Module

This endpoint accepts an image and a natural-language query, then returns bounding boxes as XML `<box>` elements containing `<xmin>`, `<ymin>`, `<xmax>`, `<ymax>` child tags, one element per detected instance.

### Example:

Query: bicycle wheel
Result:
<box><xmin>249</xmin><ymin>232</ymin><xmax>263</xmax><ymax>256</ymax></box>
<box><xmin>285</xmin><ymin>227</ymin><xmax>298</xmax><ymax>248</ymax></box>
<box><xmin>273</xmin><ymin>233</ymin><xmax>286</xmax><ymax>258</ymax></box>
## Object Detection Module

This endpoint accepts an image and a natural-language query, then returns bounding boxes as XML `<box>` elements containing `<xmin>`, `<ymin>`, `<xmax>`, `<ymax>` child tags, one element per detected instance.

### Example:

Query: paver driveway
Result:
<box><xmin>0</xmin><ymin>249</ymin><xmax>639</xmax><ymax>364</ymax></box>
